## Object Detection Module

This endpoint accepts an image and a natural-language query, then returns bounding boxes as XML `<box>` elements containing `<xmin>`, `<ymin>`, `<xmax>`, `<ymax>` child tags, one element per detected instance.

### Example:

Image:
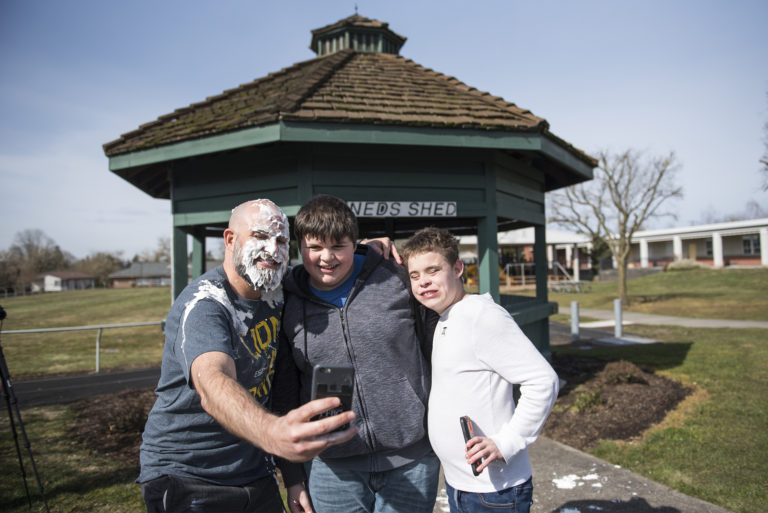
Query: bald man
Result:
<box><xmin>139</xmin><ymin>199</ymin><xmax>356</xmax><ymax>513</ymax></box>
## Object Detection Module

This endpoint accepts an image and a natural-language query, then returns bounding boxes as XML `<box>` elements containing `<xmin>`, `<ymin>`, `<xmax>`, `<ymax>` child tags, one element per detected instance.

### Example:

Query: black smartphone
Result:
<box><xmin>310</xmin><ymin>364</ymin><xmax>355</xmax><ymax>431</ymax></box>
<box><xmin>460</xmin><ymin>415</ymin><xmax>482</xmax><ymax>476</ymax></box>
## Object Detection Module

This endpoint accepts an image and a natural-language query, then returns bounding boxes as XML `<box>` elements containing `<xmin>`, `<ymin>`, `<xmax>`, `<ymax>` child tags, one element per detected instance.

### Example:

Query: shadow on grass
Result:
<box><xmin>3</xmin><ymin>460</ymin><xmax>139</xmax><ymax>511</ymax></box>
<box><xmin>0</xmin><ymin>401</ymin><xmax>141</xmax><ymax>512</ymax></box>
<box><xmin>556</xmin><ymin>341</ymin><xmax>693</xmax><ymax>373</ymax></box>
<box><xmin>631</xmin><ymin>292</ymin><xmax>712</xmax><ymax>304</ymax></box>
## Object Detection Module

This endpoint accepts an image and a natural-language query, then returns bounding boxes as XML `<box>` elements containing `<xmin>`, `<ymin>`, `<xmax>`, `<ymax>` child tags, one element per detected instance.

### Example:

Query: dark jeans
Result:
<box><xmin>446</xmin><ymin>477</ymin><xmax>533</xmax><ymax>513</ymax></box>
<box><xmin>141</xmin><ymin>474</ymin><xmax>285</xmax><ymax>513</ymax></box>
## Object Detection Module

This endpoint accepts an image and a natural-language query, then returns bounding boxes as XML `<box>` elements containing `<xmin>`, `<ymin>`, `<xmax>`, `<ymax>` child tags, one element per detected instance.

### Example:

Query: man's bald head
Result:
<box><xmin>229</xmin><ymin>199</ymin><xmax>286</xmax><ymax>231</ymax></box>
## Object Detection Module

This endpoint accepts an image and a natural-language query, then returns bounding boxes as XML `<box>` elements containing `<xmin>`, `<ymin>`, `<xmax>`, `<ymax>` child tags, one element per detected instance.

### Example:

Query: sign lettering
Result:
<box><xmin>348</xmin><ymin>201</ymin><xmax>457</xmax><ymax>218</ymax></box>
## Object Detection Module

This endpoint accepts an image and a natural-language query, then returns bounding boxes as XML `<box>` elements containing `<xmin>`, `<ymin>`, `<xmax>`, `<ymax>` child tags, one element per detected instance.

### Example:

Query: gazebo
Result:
<box><xmin>103</xmin><ymin>14</ymin><xmax>595</xmax><ymax>354</ymax></box>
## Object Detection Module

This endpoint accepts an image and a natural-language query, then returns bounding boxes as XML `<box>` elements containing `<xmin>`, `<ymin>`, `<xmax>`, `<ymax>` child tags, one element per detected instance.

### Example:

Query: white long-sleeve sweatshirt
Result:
<box><xmin>427</xmin><ymin>293</ymin><xmax>559</xmax><ymax>493</ymax></box>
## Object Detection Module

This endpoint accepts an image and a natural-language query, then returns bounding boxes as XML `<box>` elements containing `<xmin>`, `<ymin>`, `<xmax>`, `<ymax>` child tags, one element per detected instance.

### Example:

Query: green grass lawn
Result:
<box><xmin>0</xmin><ymin>404</ymin><xmax>145</xmax><ymax>513</ymax></box>
<box><xmin>521</xmin><ymin>267</ymin><xmax>768</xmax><ymax>321</ymax></box>
<box><xmin>1</xmin><ymin>287</ymin><xmax>171</xmax><ymax>378</ymax></box>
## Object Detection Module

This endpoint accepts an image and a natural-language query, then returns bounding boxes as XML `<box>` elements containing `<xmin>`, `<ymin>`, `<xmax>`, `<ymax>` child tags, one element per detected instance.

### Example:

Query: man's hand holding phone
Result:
<box><xmin>263</xmin><ymin>364</ymin><xmax>357</xmax><ymax>463</ymax></box>
<box><xmin>266</xmin><ymin>397</ymin><xmax>357</xmax><ymax>462</ymax></box>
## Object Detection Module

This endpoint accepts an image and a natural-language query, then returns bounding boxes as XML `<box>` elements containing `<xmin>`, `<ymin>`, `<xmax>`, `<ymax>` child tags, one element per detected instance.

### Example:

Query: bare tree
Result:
<box><xmin>134</xmin><ymin>236</ymin><xmax>171</xmax><ymax>263</ymax></box>
<box><xmin>549</xmin><ymin>149</ymin><xmax>683</xmax><ymax>305</ymax></box>
<box><xmin>699</xmin><ymin>200</ymin><xmax>768</xmax><ymax>224</ymax></box>
<box><xmin>74</xmin><ymin>251</ymin><xmax>127</xmax><ymax>287</ymax></box>
<box><xmin>5</xmin><ymin>229</ymin><xmax>75</xmax><ymax>291</ymax></box>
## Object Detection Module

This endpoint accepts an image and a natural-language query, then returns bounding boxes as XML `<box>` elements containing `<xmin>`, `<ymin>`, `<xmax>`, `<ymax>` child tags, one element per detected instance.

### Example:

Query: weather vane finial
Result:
<box><xmin>354</xmin><ymin>3</ymin><xmax>358</xmax><ymax>14</ymax></box>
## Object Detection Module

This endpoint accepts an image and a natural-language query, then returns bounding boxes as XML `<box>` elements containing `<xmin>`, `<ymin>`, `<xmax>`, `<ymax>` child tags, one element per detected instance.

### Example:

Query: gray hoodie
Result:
<box><xmin>274</xmin><ymin>245</ymin><xmax>433</xmax><ymax>471</ymax></box>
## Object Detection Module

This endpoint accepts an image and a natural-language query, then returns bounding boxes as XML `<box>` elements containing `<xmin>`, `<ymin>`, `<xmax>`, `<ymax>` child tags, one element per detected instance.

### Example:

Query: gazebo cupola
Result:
<box><xmin>310</xmin><ymin>14</ymin><xmax>406</xmax><ymax>56</ymax></box>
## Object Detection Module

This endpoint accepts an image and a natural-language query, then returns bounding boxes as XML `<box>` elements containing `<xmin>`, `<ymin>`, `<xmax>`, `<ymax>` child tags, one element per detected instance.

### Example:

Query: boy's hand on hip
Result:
<box><xmin>466</xmin><ymin>436</ymin><xmax>505</xmax><ymax>474</ymax></box>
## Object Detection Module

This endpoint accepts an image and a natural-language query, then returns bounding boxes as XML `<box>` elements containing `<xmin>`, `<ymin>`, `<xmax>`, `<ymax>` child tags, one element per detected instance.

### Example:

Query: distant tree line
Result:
<box><xmin>0</xmin><ymin>230</ymin><xmax>172</xmax><ymax>293</ymax></box>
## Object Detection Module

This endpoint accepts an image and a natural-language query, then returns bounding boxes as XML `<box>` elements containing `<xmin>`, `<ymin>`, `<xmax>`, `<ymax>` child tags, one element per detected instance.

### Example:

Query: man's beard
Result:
<box><xmin>233</xmin><ymin>239</ymin><xmax>286</xmax><ymax>292</ymax></box>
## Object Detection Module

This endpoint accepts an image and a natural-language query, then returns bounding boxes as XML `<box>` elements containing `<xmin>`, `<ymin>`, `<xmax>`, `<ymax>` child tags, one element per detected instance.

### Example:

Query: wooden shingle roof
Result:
<box><xmin>103</xmin><ymin>49</ymin><xmax>590</xmax><ymax>165</ymax></box>
<box><xmin>104</xmin><ymin>51</ymin><xmax>351</xmax><ymax>156</ymax></box>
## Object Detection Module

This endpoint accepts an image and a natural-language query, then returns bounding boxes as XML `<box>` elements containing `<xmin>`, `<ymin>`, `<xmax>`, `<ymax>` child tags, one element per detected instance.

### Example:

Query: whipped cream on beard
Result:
<box><xmin>234</xmin><ymin>238</ymin><xmax>286</xmax><ymax>291</ymax></box>
<box><xmin>232</xmin><ymin>220</ymin><xmax>289</xmax><ymax>307</ymax></box>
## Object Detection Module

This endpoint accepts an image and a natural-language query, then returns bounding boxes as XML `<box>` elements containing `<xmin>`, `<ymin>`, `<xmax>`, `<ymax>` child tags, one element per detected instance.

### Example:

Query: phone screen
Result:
<box><xmin>311</xmin><ymin>364</ymin><xmax>355</xmax><ymax>431</ymax></box>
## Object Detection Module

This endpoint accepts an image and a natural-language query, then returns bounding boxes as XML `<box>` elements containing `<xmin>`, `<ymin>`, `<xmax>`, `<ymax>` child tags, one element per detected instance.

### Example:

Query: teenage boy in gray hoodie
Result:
<box><xmin>273</xmin><ymin>194</ymin><xmax>439</xmax><ymax>513</ymax></box>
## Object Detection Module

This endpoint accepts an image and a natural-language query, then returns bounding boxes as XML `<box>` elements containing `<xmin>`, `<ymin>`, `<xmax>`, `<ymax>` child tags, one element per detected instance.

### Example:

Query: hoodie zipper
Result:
<box><xmin>339</xmin><ymin>297</ymin><xmax>378</xmax><ymax>455</ymax></box>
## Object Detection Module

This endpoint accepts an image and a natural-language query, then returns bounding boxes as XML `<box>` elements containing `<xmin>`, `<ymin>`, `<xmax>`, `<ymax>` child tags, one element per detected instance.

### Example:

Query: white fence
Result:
<box><xmin>3</xmin><ymin>321</ymin><xmax>164</xmax><ymax>373</ymax></box>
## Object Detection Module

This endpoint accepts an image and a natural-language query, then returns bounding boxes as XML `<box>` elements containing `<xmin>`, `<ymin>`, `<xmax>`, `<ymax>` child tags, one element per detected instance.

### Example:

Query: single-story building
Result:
<box><xmin>458</xmin><ymin>218</ymin><xmax>768</xmax><ymax>283</ymax></box>
<box><xmin>109</xmin><ymin>260</ymin><xmax>222</xmax><ymax>288</ymax></box>
<box><xmin>32</xmin><ymin>271</ymin><xmax>95</xmax><ymax>293</ymax></box>
<box><xmin>109</xmin><ymin>262</ymin><xmax>172</xmax><ymax>288</ymax></box>
<box><xmin>629</xmin><ymin>217</ymin><xmax>768</xmax><ymax>268</ymax></box>
<box><xmin>459</xmin><ymin>227</ymin><xmax>592</xmax><ymax>281</ymax></box>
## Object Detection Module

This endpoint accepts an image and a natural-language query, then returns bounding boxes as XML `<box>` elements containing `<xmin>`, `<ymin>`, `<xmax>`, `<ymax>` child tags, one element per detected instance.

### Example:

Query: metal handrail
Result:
<box><xmin>2</xmin><ymin>321</ymin><xmax>164</xmax><ymax>373</ymax></box>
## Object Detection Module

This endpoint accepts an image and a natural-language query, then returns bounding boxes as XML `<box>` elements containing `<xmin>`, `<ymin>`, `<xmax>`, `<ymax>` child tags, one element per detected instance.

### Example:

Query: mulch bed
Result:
<box><xmin>541</xmin><ymin>353</ymin><xmax>692</xmax><ymax>449</ymax></box>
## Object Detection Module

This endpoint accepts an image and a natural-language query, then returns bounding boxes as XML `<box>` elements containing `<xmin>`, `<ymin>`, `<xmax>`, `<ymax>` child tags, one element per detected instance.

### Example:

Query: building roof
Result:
<box><xmin>459</xmin><ymin>226</ymin><xmax>591</xmax><ymax>247</ymax></box>
<box><xmin>632</xmin><ymin>217</ymin><xmax>768</xmax><ymax>241</ymax></box>
<box><xmin>108</xmin><ymin>262</ymin><xmax>171</xmax><ymax>279</ymax></box>
<box><xmin>38</xmin><ymin>271</ymin><xmax>95</xmax><ymax>280</ymax></box>
<box><xmin>108</xmin><ymin>260</ymin><xmax>221</xmax><ymax>279</ymax></box>
<box><xmin>456</xmin><ymin>218</ymin><xmax>768</xmax><ymax>250</ymax></box>
<box><xmin>103</xmin><ymin>49</ymin><xmax>583</xmax><ymax>159</ymax></box>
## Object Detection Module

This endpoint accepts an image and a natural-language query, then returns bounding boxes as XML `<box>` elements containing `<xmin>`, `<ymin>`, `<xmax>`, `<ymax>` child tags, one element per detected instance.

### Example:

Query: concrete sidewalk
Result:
<box><xmin>526</xmin><ymin>436</ymin><xmax>732</xmax><ymax>513</ymax></box>
<box><xmin>432</xmin><ymin>436</ymin><xmax>732</xmax><ymax>512</ymax></box>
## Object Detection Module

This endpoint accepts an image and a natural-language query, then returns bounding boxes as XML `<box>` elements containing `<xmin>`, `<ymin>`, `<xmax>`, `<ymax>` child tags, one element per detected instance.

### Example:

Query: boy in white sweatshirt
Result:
<box><xmin>401</xmin><ymin>227</ymin><xmax>559</xmax><ymax>513</ymax></box>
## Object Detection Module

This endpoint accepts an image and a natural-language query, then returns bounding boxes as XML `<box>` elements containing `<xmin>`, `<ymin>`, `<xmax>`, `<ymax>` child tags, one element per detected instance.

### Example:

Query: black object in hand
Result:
<box><xmin>460</xmin><ymin>415</ymin><xmax>482</xmax><ymax>476</ymax></box>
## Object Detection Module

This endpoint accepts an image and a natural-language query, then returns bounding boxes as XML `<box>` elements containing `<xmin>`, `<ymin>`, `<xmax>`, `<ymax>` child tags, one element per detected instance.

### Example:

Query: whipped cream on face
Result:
<box><xmin>233</xmin><ymin>200</ymin><xmax>290</xmax><ymax>307</ymax></box>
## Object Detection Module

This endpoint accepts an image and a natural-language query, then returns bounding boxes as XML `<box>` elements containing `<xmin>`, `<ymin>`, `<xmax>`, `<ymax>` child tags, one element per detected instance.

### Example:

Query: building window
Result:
<box><xmin>743</xmin><ymin>235</ymin><xmax>760</xmax><ymax>255</ymax></box>
<box><xmin>705</xmin><ymin>240</ymin><xmax>713</xmax><ymax>256</ymax></box>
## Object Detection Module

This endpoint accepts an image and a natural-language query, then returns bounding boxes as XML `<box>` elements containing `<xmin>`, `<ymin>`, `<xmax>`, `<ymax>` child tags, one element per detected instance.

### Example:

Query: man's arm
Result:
<box><xmin>272</xmin><ymin>330</ymin><xmax>309</xmax><ymax>487</ymax></box>
<box><xmin>191</xmin><ymin>351</ymin><xmax>356</xmax><ymax>462</ymax></box>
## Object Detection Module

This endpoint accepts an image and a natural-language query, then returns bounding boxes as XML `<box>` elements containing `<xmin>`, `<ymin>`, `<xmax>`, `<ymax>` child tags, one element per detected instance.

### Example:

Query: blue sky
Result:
<box><xmin>1</xmin><ymin>0</ymin><xmax>766</xmax><ymax>258</ymax></box>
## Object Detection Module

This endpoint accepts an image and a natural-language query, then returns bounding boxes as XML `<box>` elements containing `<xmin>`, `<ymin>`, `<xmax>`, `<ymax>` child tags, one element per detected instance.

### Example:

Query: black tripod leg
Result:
<box><xmin>1</xmin><ymin>352</ymin><xmax>32</xmax><ymax>506</ymax></box>
<box><xmin>0</xmin><ymin>341</ymin><xmax>50</xmax><ymax>512</ymax></box>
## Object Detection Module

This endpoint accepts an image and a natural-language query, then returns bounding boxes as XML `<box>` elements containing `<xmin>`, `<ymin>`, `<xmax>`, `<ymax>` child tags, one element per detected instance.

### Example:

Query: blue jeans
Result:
<box><xmin>445</xmin><ymin>477</ymin><xmax>533</xmax><ymax>513</ymax></box>
<box><xmin>305</xmin><ymin>452</ymin><xmax>440</xmax><ymax>513</ymax></box>
<box><xmin>141</xmin><ymin>474</ymin><xmax>285</xmax><ymax>513</ymax></box>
